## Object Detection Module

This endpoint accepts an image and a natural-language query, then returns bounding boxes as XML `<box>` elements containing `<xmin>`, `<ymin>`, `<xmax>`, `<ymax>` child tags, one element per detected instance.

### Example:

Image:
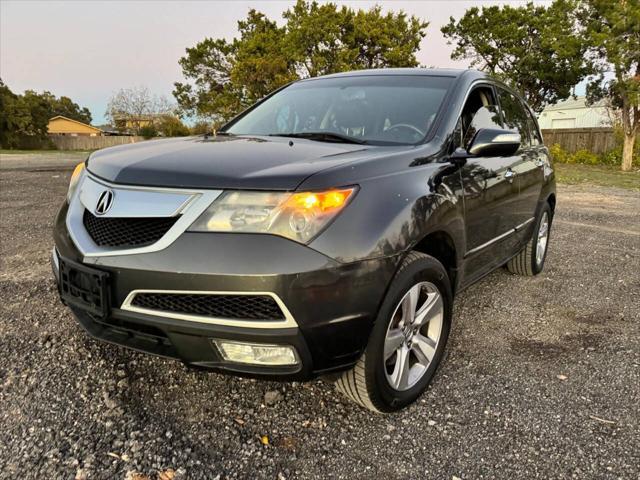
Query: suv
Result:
<box><xmin>53</xmin><ymin>69</ymin><xmax>555</xmax><ymax>413</ymax></box>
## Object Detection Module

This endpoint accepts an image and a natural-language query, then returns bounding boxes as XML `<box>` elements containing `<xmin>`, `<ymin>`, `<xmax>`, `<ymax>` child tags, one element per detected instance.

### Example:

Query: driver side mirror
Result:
<box><xmin>467</xmin><ymin>128</ymin><xmax>521</xmax><ymax>157</ymax></box>
<box><xmin>449</xmin><ymin>128</ymin><xmax>521</xmax><ymax>165</ymax></box>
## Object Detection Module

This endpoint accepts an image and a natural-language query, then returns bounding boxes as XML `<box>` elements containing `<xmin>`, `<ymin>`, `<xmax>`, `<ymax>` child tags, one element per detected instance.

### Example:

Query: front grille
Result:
<box><xmin>130</xmin><ymin>292</ymin><xmax>285</xmax><ymax>321</ymax></box>
<box><xmin>83</xmin><ymin>210</ymin><xmax>179</xmax><ymax>248</ymax></box>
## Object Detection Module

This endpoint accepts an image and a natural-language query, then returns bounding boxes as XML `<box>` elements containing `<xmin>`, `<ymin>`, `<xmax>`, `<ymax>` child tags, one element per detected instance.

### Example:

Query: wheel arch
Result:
<box><xmin>410</xmin><ymin>229</ymin><xmax>459</xmax><ymax>293</ymax></box>
<box><xmin>547</xmin><ymin>192</ymin><xmax>556</xmax><ymax>217</ymax></box>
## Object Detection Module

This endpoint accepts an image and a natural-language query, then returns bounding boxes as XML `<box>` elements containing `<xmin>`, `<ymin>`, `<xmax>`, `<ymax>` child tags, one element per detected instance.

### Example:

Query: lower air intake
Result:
<box><xmin>130</xmin><ymin>292</ymin><xmax>286</xmax><ymax>321</ymax></box>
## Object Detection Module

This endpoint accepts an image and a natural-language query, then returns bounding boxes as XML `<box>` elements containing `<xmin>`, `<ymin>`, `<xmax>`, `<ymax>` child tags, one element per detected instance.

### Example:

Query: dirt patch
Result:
<box><xmin>509</xmin><ymin>337</ymin><xmax>568</xmax><ymax>358</ymax></box>
<box><xmin>574</xmin><ymin>310</ymin><xmax>618</xmax><ymax>326</ymax></box>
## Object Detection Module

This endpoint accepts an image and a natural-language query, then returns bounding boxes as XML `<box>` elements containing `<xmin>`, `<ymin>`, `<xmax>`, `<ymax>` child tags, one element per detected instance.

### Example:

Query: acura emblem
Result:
<box><xmin>95</xmin><ymin>189</ymin><xmax>114</xmax><ymax>215</ymax></box>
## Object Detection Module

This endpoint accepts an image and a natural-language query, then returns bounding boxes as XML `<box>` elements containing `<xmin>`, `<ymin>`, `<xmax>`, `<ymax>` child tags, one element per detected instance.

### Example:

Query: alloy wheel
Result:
<box><xmin>383</xmin><ymin>282</ymin><xmax>443</xmax><ymax>391</ymax></box>
<box><xmin>536</xmin><ymin>212</ymin><xmax>549</xmax><ymax>267</ymax></box>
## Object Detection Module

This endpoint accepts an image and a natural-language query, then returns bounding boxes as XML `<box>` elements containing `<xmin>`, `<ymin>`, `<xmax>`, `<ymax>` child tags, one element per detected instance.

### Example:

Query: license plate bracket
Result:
<box><xmin>59</xmin><ymin>256</ymin><xmax>110</xmax><ymax>318</ymax></box>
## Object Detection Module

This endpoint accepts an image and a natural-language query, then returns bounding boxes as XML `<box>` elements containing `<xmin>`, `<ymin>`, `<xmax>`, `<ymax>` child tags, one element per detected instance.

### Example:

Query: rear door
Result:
<box><xmin>497</xmin><ymin>88</ymin><xmax>545</xmax><ymax>242</ymax></box>
<box><xmin>516</xmin><ymin>106</ymin><xmax>547</xmax><ymax>240</ymax></box>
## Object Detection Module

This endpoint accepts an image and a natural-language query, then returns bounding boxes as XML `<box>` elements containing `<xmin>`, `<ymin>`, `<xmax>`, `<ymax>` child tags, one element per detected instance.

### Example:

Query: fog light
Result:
<box><xmin>213</xmin><ymin>340</ymin><xmax>299</xmax><ymax>366</ymax></box>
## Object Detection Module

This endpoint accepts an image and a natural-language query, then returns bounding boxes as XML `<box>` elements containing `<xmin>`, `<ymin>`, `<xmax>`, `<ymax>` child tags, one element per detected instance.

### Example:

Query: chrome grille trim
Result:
<box><xmin>66</xmin><ymin>172</ymin><xmax>222</xmax><ymax>257</ymax></box>
<box><xmin>120</xmin><ymin>289</ymin><xmax>298</xmax><ymax>329</ymax></box>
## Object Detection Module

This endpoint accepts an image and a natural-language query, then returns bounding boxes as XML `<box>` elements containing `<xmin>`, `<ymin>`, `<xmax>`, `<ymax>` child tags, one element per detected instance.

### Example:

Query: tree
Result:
<box><xmin>157</xmin><ymin>115</ymin><xmax>191</xmax><ymax>137</ymax></box>
<box><xmin>174</xmin><ymin>0</ymin><xmax>428</xmax><ymax>123</ymax></box>
<box><xmin>139</xmin><ymin>124</ymin><xmax>158</xmax><ymax>139</ymax></box>
<box><xmin>441</xmin><ymin>0</ymin><xmax>592</xmax><ymax>112</ymax></box>
<box><xmin>581</xmin><ymin>0</ymin><xmax>639</xmax><ymax>171</ymax></box>
<box><xmin>0</xmin><ymin>80</ymin><xmax>92</xmax><ymax>149</ymax></box>
<box><xmin>0</xmin><ymin>80</ymin><xmax>32</xmax><ymax>148</ymax></box>
<box><xmin>22</xmin><ymin>90</ymin><xmax>57</xmax><ymax>137</ymax></box>
<box><xmin>40</xmin><ymin>93</ymin><xmax>92</xmax><ymax>124</ymax></box>
<box><xmin>106</xmin><ymin>86</ymin><xmax>175</xmax><ymax>134</ymax></box>
<box><xmin>283</xmin><ymin>3</ymin><xmax>427</xmax><ymax>77</ymax></box>
<box><xmin>190</xmin><ymin>120</ymin><xmax>212</xmax><ymax>135</ymax></box>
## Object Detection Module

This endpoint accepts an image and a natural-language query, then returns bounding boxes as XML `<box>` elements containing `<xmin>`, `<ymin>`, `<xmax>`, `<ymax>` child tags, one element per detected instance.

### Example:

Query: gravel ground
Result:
<box><xmin>1</xmin><ymin>154</ymin><xmax>639</xmax><ymax>480</ymax></box>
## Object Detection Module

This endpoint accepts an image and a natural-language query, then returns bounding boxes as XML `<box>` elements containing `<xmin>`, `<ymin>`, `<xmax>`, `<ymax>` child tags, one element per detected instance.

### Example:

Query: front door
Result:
<box><xmin>455</xmin><ymin>96</ymin><xmax>521</xmax><ymax>283</ymax></box>
<box><xmin>460</xmin><ymin>150</ymin><xmax>521</xmax><ymax>281</ymax></box>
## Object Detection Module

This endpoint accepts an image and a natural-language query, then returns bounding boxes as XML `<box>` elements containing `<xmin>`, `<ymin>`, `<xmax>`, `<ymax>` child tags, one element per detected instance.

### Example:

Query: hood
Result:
<box><xmin>87</xmin><ymin>135</ymin><xmax>383</xmax><ymax>190</ymax></box>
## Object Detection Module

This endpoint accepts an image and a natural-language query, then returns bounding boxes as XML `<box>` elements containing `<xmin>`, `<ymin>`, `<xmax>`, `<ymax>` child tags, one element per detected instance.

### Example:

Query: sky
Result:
<box><xmin>1</xmin><ymin>0</ymin><xmax>554</xmax><ymax>125</ymax></box>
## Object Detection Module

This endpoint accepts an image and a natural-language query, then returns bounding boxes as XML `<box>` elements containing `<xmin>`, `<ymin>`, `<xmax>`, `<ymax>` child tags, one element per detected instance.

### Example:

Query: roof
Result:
<box><xmin>302</xmin><ymin>68</ymin><xmax>483</xmax><ymax>81</ymax></box>
<box><xmin>48</xmin><ymin>115</ymin><xmax>102</xmax><ymax>132</ymax></box>
<box><xmin>543</xmin><ymin>96</ymin><xmax>608</xmax><ymax>112</ymax></box>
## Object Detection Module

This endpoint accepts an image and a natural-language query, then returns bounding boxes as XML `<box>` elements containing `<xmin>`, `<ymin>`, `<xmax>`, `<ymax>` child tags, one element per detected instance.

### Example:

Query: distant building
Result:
<box><xmin>112</xmin><ymin>114</ymin><xmax>165</xmax><ymax>134</ymax></box>
<box><xmin>537</xmin><ymin>96</ymin><xmax>610</xmax><ymax>129</ymax></box>
<box><xmin>47</xmin><ymin>116</ymin><xmax>103</xmax><ymax>136</ymax></box>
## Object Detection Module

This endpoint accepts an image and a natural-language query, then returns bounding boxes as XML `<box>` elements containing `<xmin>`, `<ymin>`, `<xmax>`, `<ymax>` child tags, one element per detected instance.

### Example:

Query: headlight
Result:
<box><xmin>67</xmin><ymin>162</ymin><xmax>86</xmax><ymax>202</ymax></box>
<box><xmin>189</xmin><ymin>187</ymin><xmax>356</xmax><ymax>243</ymax></box>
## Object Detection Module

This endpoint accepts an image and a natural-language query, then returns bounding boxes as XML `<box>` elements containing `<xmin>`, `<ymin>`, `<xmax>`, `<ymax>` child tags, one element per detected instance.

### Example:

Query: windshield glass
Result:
<box><xmin>225</xmin><ymin>75</ymin><xmax>453</xmax><ymax>145</ymax></box>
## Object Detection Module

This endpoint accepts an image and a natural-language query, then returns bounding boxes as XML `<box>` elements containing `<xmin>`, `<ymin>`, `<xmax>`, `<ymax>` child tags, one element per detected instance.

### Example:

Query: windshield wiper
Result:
<box><xmin>268</xmin><ymin>132</ymin><xmax>367</xmax><ymax>145</ymax></box>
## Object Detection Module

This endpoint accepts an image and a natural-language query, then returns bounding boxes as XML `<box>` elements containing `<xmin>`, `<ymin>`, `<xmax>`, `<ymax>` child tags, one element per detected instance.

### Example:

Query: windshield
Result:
<box><xmin>224</xmin><ymin>75</ymin><xmax>453</xmax><ymax>145</ymax></box>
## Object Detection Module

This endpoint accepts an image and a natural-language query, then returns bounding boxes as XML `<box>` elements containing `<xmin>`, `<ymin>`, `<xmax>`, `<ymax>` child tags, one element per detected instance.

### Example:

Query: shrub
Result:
<box><xmin>571</xmin><ymin>149</ymin><xmax>600</xmax><ymax>165</ymax></box>
<box><xmin>157</xmin><ymin>115</ymin><xmax>190</xmax><ymax>137</ymax></box>
<box><xmin>191</xmin><ymin>120</ymin><xmax>212</xmax><ymax>135</ymax></box>
<box><xmin>139</xmin><ymin>125</ymin><xmax>158</xmax><ymax>139</ymax></box>
<box><xmin>549</xmin><ymin>143</ymin><xmax>638</xmax><ymax>167</ymax></box>
<box><xmin>549</xmin><ymin>143</ymin><xmax>570</xmax><ymax>163</ymax></box>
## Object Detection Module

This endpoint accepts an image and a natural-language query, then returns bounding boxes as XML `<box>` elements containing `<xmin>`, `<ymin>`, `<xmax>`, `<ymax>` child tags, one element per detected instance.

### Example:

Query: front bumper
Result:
<box><xmin>53</xmin><ymin>202</ymin><xmax>400</xmax><ymax>379</ymax></box>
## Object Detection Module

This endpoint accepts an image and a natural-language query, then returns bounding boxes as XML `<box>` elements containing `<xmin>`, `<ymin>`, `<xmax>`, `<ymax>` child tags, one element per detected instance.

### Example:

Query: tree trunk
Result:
<box><xmin>622</xmin><ymin>131</ymin><xmax>634</xmax><ymax>172</ymax></box>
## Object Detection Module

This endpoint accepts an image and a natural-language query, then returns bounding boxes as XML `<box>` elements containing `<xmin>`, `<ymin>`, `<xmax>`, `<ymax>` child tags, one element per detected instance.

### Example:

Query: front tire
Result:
<box><xmin>506</xmin><ymin>203</ymin><xmax>552</xmax><ymax>276</ymax></box>
<box><xmin>335</xmin><ymin>252</ymin><xmax>452</xmax><ymax>413</ymax></box>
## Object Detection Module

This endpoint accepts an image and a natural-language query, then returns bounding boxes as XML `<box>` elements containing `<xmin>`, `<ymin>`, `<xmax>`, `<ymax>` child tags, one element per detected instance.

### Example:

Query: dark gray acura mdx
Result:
<box><xmin>53</xmin><ymin>69</ymin><xmax>555</xmax><ymax>412</ymax></box>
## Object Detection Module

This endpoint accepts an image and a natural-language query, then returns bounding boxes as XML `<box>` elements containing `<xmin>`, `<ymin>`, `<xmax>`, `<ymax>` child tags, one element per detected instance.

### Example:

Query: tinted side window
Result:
<box><xmin>455</xmin><ymin>86</ymin><xmax>501</xmax><ymax>149</ymax></box>
<box><xmin>498</xmin><ymin>89</ymin><xmax>530</xmax><ymax>146</ymax></box>
<box><xmin>525</xmin><ymin>108</ymin><xmax>543</xmax><ymax>146</ymax></box>
<box><xmin>463</xmin><ymin>106</ymin><xmax>503</xmax><ymax>149</ymax></box>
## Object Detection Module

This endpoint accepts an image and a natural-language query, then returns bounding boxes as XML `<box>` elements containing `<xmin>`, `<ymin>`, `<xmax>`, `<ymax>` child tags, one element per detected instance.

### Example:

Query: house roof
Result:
<box><xmin>543</xmin><ymin>96</ymin><xmax>608</xmax><ymax>112</ymax></box>
<box><xmin>48</xmin><ymin>115</ymin><xmax>102</xmax><ymax>132</ymax></box>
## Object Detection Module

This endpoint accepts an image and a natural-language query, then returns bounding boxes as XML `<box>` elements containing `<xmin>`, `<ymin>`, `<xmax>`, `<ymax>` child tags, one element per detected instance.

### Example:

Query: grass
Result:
<box><xmin>554</xmin><ymin>163</ymin><xmax>639</xmax><ymax>190</ymax></box>
<box><xmin>0</xmin><ymin>149</ymin><xmax>93</xmax><ymax>155</ymax></box>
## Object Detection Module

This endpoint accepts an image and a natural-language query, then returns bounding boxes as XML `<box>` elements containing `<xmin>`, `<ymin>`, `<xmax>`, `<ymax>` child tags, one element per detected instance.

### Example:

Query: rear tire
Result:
<box><xmin>507</xmin><ymin>204</ymin><xmax>552</xmax><ymax>276</ymax></box>
<box><xmin>335</xmin><ymin>251</ymin><xmax>452</xmax><ymax>413</ymax></box>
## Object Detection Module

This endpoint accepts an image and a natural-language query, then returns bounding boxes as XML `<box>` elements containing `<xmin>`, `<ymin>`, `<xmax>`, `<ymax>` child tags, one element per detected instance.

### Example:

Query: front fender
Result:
<box><xmin>308</xmin><ymin>163</ymin><xmax>465</xmax><ymax>265</ymax></box>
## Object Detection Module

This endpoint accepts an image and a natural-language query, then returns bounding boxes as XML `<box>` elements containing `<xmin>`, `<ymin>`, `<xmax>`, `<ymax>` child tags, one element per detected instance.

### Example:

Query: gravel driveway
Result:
<box><xmin>1</xmin><ymin>153</ymin><xmax>638</xmax><ymax>480</ymax></box>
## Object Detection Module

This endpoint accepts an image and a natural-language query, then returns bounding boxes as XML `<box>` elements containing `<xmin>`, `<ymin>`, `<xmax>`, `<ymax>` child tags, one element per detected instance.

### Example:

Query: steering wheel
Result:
<box><xmin>385</xmin><ymin>123</ymin><xmax>425</xmax><ymax>139</ymax></box>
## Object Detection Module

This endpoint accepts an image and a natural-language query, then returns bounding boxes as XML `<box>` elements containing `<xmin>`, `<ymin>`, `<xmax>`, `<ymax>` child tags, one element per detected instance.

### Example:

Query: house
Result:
<box><xmin>537</xmin><ymin>96</ymin><xmax>610</xmax><ymax>129</ymax></box>
<box><xmin>112</xmin><ymin>114</ymin><xmax>164</xmax><ymax>133</ymax></box>
<box><xmin>47</xmin><ymin>116</ymin><xmax>103</xmax><ymax>136</ymax></box>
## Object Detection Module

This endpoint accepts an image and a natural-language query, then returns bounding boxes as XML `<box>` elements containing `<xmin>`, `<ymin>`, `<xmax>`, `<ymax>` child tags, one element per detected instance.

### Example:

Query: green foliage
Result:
<box><xmin>173</xmin><ymin>0</ymin><xmax>428</xmax><ymax>123</ymax></box>
<box><xmin>190</xmin><ymin>120</ymin><xmax>212</xmax><ymax>135</ymax></box>
<box><xmin>441</xmin><ymin>0</ymin><xmax>592</xmax><ymax>112</ymax></box>
<box><xmin>572</xmin><ymin>149</ymin><xmax>601</xmax><ymax>165</ymax></box>
<box><xmin>549</xmin><ymin>144</ymin><xmax>570</xmax><ymax>163</ymax></box>
<box><xmin>581</xmin><ymin>0</ymin><xmax>640</xmax><ymax>111</ymax></box>
<box><xmin>549</xmin><ymin>144</ymin><xmax>601</xmax><ymax>164</ymax></box>
<box><xmin>0</xmin><ymin>79</ymin><xmax>92</xmax><ymax>149</ymax></box>
<box><xmin>157</xmin><ymin>115</ymin><xmax>191</xmax><ymax>137</ymax></box>
<box><xmin>139</xmin><ymin>124</ymin><xmax>158</xmax><ymax>139</ymax></box>
<box><xmin>550</xmin><ymin>142</ymin><xmax>639</xmax><ymax>167</ymax></box>
<box><xmin>22</xmin><ymin>90</ymin><xmax>92</xmax><ymax>135</ymax></box>
<box><xmin>600</xmin><ymin>131</ymin><xmax>640</xmax><ymax>166</ymax></box>
<box><xmin>0</xmin><ymin>80</ymin><xmax>32</xmax><ymax>148</ymax></box>
<box><xmin>580</xmin><ymin>0</ymin><xmax>640</xmax><ymax>171</ymax></box>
